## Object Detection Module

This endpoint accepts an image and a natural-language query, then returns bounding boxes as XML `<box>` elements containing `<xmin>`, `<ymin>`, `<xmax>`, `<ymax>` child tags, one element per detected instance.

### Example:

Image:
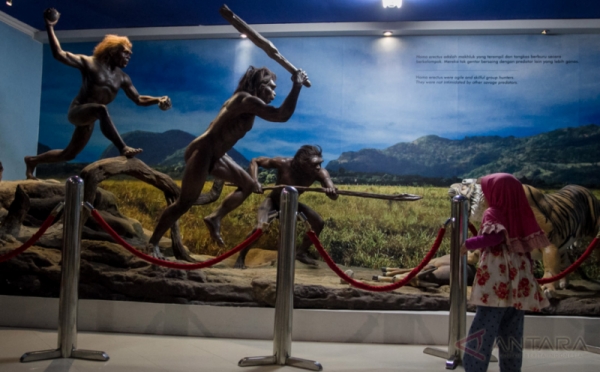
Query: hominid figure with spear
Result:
<box><xmin>234</xmin><ymin>145</ymin><xmax>338</xmax><ymax>268</ymax></box>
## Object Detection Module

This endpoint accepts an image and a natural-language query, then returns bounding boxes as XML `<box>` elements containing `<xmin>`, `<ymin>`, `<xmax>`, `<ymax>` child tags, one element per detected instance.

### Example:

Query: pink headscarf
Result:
<box><xmin>480</xmin><ymin>173</ymin><xmax>550</xmax><ymax>253</ymax></box>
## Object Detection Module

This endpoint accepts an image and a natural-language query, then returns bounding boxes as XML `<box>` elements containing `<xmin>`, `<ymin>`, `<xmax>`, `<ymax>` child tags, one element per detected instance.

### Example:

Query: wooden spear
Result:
<box><xmin>220</xmin><ymin>4</ymin><xmax>311</xmax><ymax>87</ymax></box>
<box><xmin>225</xmin><ymin>184</ymin><xmax>422</xmax><ymax>201</ymax></box>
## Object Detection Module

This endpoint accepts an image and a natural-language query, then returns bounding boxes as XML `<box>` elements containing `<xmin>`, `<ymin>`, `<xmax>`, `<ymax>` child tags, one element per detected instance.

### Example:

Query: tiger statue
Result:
<box><xmin>449</xmin><ymin>179</ymin><xmax>600</xmax><ymax>296</ymax></box>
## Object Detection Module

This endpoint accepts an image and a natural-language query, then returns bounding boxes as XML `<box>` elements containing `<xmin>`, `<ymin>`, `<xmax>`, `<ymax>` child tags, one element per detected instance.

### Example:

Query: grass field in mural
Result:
<box><xmin>100</xmin><ymin>180</ymin><xmax>600</xmax><ymax>279</ymax></box>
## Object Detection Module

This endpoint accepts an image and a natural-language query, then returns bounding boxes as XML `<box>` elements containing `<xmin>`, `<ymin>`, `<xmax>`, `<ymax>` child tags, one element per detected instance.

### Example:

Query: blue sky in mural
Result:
<box><xmin>39</xmin><ymin>34</ymin><xmax>600</xmax><ymax>164</ymax></box>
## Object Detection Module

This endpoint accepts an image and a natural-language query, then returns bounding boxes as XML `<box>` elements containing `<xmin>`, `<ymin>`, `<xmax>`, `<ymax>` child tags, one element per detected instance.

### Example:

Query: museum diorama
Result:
<box><xmin>1</xmin><ymin>0</ymin><xmax>600</xmax><ymax>370</ymax></box>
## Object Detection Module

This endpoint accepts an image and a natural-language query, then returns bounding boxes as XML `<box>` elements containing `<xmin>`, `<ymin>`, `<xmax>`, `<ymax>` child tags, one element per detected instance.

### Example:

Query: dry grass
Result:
<box><xmin>99</xmin><ymin>180</ymin><xmax>600</xmax><ymax>277</ymax></box>
<box><xmin>100</xmin><ymin>180</ymin><xmax>454</xmax><ymax>268</ymax></box>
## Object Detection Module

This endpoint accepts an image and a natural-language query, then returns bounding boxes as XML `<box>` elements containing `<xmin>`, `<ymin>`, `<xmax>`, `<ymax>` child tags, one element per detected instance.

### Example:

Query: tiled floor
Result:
<box><xmin>0</xmin><ymin>327</ymin><xmax>598</xmax><ymax>372</ymax></box>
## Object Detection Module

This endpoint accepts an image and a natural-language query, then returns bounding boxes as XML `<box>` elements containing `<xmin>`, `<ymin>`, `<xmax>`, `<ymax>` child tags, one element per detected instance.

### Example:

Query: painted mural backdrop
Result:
<box><xmin>38</xmin><ymin>34</ymin><xmax>600</xmax><ymax>186</ymax></box>
<box><xmin>5</xmin><ymin>32</ymin><xmax>587</xmax><ymax>293</ymax></box>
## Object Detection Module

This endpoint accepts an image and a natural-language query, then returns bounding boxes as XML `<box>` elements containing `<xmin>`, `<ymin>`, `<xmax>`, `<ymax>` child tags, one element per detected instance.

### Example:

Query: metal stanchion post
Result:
<box><xmin>239</xmin><ymin>187</ymin><xmax>322</xmax><ymax>371</ymax></box>
<box><xmin>21</xmin><ymin>176</ymin><xmax>109</xmax><ymax>363</ymax></box>
<box><xmin>424</xmin><ymin>195</ymin><xmax>490</xmax><ymax>369</ymax></box>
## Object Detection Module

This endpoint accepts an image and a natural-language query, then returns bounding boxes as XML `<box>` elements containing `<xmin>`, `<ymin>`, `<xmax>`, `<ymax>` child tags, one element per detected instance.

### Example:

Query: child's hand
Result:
<box><xmin>460</xmin><ymin>243</ymin><xmax>468</xmax><ymax>256</ymax></box>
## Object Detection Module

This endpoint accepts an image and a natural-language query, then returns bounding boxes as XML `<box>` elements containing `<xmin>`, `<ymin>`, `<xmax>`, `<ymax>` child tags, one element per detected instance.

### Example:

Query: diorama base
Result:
<box><xmin>1</xmin><ymin>295</ymin><xmax>598</xmax><ymax>349</ymax></box>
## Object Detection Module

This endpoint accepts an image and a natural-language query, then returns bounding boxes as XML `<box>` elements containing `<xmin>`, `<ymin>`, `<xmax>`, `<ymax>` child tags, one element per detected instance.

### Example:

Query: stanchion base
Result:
<box><xmin>586</xmin><ymin>345</ymin><xmax>600</xmax><ymax>355</ymax></box>
<box><xmin>238</xmin><ymin>355</ymin><xmax>277</xmax><ymax>367</ymax></box>
<box><xmin>423</xmin><ymin>347</ymin><xmax>497</xmax><ymax>369</ymax></box>
<box><xmin>71</xmin><ymin>349</ymin><xmax>110</xmax><ymax>361</ymax></box>
<box><xmin>445</xmin><ymin>354</ymin><xmax>460</xmax><ymax>370</ymax></box>
<box><xmin>20</xmin><ymin>349</ymin><xmax>61</xmax><ymax>363</ymax></box>
<box><xmin>239</xmin><ymin>355</ymin><xmax>322</xmax><ymax>371</ymax></box>
<box><xmin>20</xmin><ymin>348</ymin><xmax>109</xmax><ymax>363</ymax></box>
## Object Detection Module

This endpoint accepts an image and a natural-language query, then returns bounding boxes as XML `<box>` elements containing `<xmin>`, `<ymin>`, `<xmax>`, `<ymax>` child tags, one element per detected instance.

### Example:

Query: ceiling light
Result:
<box><xmin>6</xmin><ymin>0</ymin><xmax>13</xmax><ymax>6</ymax></box>
<box><xmin>382</xmin><ymin>0</ymin><xmax>402</xmax><ymax>8</ymax></box>
<box><xmin>240</xmin><ymin>33</ymin><xmax>247</xmax><ymax>38</ymax></box>
<box><xmin>383</xmin><ymin>31</ymin><xmax>393</xmax><ymax>37</ymax></box>
<box><xmin>541</xmin><ymin>30</ymin><xmax>548</xmax><ymax>35</ymax></box>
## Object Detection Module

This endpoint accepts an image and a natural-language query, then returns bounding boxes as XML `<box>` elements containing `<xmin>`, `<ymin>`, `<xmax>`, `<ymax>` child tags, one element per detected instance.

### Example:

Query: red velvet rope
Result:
<box><xmin>537</xmin><ymin>237</ymin><xmax>599</xmax><ymax>285</ymax></box>
<box><xmin>0</xmin><ymin>213</ymin><xmax>57</xmax><ymax>263</ymax></box>
<box><xmin>308</xmin><ymin>227</ymin><xmax>446</xmax><ymax>292</ymax></box>
<box><xmin>90</xmin><ymin>209</ymin><xmax>263</xmax><ymax>270</ymax></box>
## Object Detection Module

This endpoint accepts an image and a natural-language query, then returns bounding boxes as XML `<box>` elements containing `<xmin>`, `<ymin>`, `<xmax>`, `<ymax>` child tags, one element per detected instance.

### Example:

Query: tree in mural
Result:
<box><xmin>24</xmin><ymin>8</ymin><xmax>172</xmax><ymax>180</ymax></box>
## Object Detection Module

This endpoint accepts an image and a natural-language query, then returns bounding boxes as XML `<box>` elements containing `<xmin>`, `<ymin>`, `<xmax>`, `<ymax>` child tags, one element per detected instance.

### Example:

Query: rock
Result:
<box><xmin>245</xmin><ymin>248</ymin><xmax>278</xmax><ymax>268</ymax></box>
<box><xmin>250</xmin><ymin>277</ymin><xmax>450</xmax><ymax>310</ymax></box>
<box><xmin>340</xmin><ymin>269</ymin><xmax>354</xmax><ymax>285</ymax></box>
<box><xmin>0</xmin><ymin>185</ymin><xmax>29</xmax><ymax>239</ymax></box>
<box><xmin>0</xmin><ymin>180</ymin><xmax>147</xmax><ymax>245</ymax></box>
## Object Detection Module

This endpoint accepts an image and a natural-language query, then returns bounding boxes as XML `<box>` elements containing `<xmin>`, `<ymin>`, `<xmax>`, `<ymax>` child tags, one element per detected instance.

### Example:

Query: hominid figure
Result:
<box><xmin>147</xmin><ymin>66</ymin><xmax>309</xmax><ymax>257</ymax></box>
<box><xmin>25</xmin><ymin>9</ymin><xmax>171</xmax><ymax>179</ymax></box>
<box><xmin>234</xmin><ymin>145</ymin><xmax>338</xmax><ymax>268</ymax></box>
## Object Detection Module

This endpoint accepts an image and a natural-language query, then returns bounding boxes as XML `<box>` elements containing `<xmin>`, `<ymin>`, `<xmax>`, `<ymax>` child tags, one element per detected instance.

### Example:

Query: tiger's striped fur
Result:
<box><xmin>523</xmin><ymin>185</ymin><xmax>600</xmax><ymax>250</ymax></box>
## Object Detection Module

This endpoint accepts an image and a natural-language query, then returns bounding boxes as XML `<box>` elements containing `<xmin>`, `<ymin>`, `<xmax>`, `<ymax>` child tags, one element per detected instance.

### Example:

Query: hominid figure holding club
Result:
<box><xmin>25</xmin><ymin>9</ymin><xmax>171</xmax><ymax>179</ymax></box>
<box><xmin>147</xmin><ymin>66</ymin><xmax>309</xmax><ymax>258</ymax></box>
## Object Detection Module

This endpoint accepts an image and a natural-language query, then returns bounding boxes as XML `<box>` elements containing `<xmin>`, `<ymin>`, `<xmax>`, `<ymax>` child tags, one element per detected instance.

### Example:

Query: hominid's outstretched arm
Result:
<box><xmin>44</xmin><ymin>9</ymin><xmax>86</xmax><ymax>69</ymax></box>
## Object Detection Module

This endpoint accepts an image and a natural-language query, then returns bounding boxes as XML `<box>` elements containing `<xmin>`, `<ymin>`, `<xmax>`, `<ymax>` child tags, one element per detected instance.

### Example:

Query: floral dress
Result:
<box><xmin>470</xmin><ymin>243</ymin><xmax>549</xmax><ymax>312</ymax></box>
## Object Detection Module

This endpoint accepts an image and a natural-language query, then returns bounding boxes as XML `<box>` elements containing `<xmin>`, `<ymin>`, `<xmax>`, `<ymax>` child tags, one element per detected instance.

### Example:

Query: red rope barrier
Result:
<box><xmin>308</xmin><ymin>228</ymin><xmax>446</xmax><ymax>292</ymax></box>
<box><xmin>0</xmin><ymin>212</ymin><xmax>58</xmax><ymax>263</ymax></box>
<box><xmin>90</xmin><ymin>209</ymin><xmax>263</xmax><ymax>270</ymax></box>
<box><xmin>537</xmin><ymin>237</ymin><xmax>599</xmax><ymax>285</ymax></box>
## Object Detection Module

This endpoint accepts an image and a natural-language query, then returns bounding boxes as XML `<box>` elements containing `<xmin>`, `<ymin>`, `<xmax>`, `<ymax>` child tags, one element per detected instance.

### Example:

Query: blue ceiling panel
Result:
<box><xmin>1</xmin><ymin>0</ymin><xmax>599</xmax><ymax>31</ymax></box>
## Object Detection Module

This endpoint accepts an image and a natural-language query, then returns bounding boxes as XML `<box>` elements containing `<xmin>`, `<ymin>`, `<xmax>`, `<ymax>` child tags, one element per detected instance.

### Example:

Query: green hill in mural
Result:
<box><xmin>326</xmin><ymin>124</ymin><xmax>600</xmax><ymax>187</ymax></box>
<box><xmin>100</xmin><ymin>129</ymin><xmax>249</xmax><ymax>168</ymax></box>
<box><xmin>159</xmin><ymin>146</ymin><xmax>249</xmax><ymax>168</ymax></box>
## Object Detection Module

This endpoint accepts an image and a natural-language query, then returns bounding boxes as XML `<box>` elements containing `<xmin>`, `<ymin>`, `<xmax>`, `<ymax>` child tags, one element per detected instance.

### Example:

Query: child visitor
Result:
<box><xmin>461</xmin><ymin>173</ymin><xmax>550</xmax><ymax>372</ymax></box>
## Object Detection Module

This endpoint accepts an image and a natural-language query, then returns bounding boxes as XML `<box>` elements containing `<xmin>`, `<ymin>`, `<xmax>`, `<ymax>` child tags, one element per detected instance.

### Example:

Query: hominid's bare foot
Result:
<box><xmin>203</xmin><ymin>216</ymin><xmax>226</xmax><ymax>247</ymax></box>
<box><xmin>121</xmin><ymin>146</ymin><xmax>143</xmax><ymax>158</ymax></box>
<box><xmin>24</xmin><ymin>156</ymin><xmax>39</xmax><ymax>180</ymax></box>
<box><xmin>146</xmin><ymin>243</ymin><xmax>167</xmax><ymax>260</ymax></box>
<box><xmin>233</xmin><ymin>256</ymin><xmax>247</xmax><ymax>269</ymax></box>
<box><xmin>296</xmin><ymin>252</ymin><xmax>318</xmax><ymax>266</ymax></box>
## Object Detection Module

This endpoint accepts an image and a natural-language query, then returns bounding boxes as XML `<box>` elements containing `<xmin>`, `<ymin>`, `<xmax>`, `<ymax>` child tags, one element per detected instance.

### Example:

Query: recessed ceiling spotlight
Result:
<box><xmin>383</xmin><ymin>31</ymin><xmax>393</xmax><ymax>37</ymax></box>
<box><xmin>6</xmin><ymin>0</ymin><xmax>13</xmax><ymax>6</ymax></box>
<box><xmin>382</xmin><ymin>0</ymin><xmax>402</xmax><ymax>8</ymax></box>
<box><xmin>541</xmin><ymin>30</ymin><xmax>548</xmax><ymax>35</ymax></box>
<box><xmin>240</xmin><ymin>33</ymin><xmax>247</xmax><ymax>38</ymax></box>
